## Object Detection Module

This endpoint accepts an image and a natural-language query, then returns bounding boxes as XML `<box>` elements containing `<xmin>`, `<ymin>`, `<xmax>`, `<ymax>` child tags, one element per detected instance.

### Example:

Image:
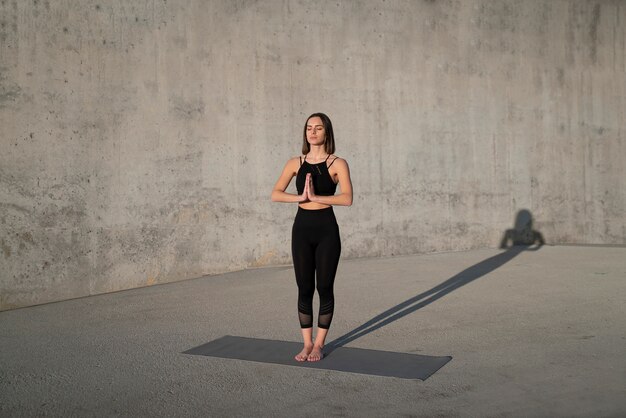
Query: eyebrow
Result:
<box><xmin>307</xmin><ymin>124</ymin><xmax>323</xmax><ymax>127</ymax></box>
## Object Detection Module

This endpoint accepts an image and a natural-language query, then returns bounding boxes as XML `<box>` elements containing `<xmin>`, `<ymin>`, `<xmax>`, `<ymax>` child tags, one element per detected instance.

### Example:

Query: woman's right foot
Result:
<box><xmin>295</xmin><ymin>344</ymin><xmax>314</xmax><ymax>362</ymax></box>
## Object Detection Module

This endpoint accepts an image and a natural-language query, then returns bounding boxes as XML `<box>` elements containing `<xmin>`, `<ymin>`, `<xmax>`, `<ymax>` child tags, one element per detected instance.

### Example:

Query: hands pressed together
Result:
<box><xmin>298</xmin><ymin>172</ymin><xmax>318</xmax><ymax>203</ymax></box>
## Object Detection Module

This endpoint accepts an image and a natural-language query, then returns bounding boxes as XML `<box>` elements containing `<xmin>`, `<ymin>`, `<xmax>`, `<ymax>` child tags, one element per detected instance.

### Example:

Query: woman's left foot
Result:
<box><xmin>307</xmin><ymin>346</ymin><xmax>324</xmax><ymax>362</ymax></box>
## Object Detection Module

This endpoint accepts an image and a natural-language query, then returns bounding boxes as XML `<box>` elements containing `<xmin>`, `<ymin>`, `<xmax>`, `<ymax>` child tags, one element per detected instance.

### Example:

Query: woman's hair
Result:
<box><xmin>302</xmin><ymin>112</ymin><xmax>335</xmax><ymax>155</ymax></box>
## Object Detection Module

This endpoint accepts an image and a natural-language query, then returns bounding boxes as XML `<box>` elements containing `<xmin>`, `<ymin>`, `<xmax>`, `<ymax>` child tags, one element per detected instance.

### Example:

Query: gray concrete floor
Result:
<box><xmin>1</xmin><ymin>245</ymin><xmax>625</xmax><ymax>417</ymax></box>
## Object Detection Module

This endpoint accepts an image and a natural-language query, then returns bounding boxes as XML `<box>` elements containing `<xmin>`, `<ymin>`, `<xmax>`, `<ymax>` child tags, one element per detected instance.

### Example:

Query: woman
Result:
<box><xmin>271</xmin><ymin>113</ymin><xmax>353</xmax><ymax>362</ymax></box>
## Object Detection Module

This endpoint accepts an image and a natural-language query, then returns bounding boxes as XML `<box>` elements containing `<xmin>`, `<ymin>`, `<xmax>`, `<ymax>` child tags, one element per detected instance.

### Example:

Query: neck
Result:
<box><xmin>307</xmin><ymin>145</ymin><xmax>327</xmax><ymax>159</ymax></box>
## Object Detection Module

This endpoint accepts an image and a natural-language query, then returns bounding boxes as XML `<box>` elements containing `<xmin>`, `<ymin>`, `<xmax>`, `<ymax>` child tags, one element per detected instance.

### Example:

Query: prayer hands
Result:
<box><xmin>299</xmin><ymin>173</ymin><xmax>317</xmax><ymax>203</ymax></box>
<box><xmin>306</xmin><ymin>173</ymin><xmax>317</xmax><ymax>202</ymax></box>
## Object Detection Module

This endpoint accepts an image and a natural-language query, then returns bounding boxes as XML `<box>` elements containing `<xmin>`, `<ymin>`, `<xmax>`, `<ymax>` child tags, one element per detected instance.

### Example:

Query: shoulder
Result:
<box><xmin>286</xmin><ymin>155</ymin><xmax>303</xmax><ymax>164</ymax></box>
<box><xmin>328</xmin><ymin>155</ymin><xmax>350</xmax><ymax>174</ymax></box>
<box><xmin>280</xmin><ymin>156</ymin><xmax>302</xmax><ymax>173</ymax></box>
<box><xmin>330</xmin><ymin>155</ymin><xmax>348</xmax><ymax>166</ymax></box>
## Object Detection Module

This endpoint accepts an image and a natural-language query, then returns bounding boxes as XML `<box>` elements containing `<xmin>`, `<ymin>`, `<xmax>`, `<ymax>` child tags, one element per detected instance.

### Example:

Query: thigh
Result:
<box><xmin>314</xmin><ymin>224</ymin><xmax>341</xmax><ymax>288</ymax></box>
<box><xmin>292</xmin><ymin>224</ymin><xmax>316</xmax><ymax>288</ymax></box>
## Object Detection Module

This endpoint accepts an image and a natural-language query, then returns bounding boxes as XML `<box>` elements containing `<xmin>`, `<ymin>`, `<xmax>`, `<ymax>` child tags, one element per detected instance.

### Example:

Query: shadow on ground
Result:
<box><xmin>327</xmin><ymin>209</ymin><xmax>545</xmax><ymax>352</ymax></box>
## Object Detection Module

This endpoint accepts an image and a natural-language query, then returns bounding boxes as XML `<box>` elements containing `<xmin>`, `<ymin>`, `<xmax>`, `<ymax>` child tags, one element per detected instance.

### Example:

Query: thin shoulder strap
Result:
<box><xmin>299</xmin><ymin>156</ymin><xmax>302</xmax><ymax>166</ymax></box>
<box><xmin>327</xmin><ymin>156</ymin><xmax>339</xmax><ymax>168</ymax></box>
<box><xmin>324</xmin><ymin>154</ymin><xmax>331</xmax><ymax>162</ymax></box>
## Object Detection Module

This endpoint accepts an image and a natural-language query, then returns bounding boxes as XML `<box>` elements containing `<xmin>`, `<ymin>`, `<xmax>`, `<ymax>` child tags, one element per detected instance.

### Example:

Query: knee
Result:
<box><xmin>316</xmin><ymin>281</ymin><xmax>334</xmax><ymax>297</ymax></box>
<box><xmin>298</xmin><ymin>284</ymin><xmax>315</xmax><ymax>300</ymax></box>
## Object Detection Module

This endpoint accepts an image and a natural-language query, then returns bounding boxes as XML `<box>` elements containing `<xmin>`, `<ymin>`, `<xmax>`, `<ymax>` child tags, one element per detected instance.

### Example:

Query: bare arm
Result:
<box><xmin>309</xmin><ymin>158</ymin><xmax>353</xmax><ymax>206</ymax></box>
<box><xmin>271</xmin><ymin>158</ymin><xmax>306</xmax><ymax>203</ymax></box>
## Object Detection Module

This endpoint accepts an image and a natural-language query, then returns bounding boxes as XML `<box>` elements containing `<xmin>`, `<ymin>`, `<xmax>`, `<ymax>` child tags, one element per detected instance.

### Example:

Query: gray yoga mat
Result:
<box><xmin>183</xmin><ymin>335</ymin><xmax>451</xmax><ymax>380</ymax></box>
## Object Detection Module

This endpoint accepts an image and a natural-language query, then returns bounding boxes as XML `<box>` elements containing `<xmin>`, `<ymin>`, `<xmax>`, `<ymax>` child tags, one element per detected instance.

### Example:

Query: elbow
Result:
<box><xmin>271</xmin><ymin>190</ymin><xmax>285</xmax><ymax>202</ymax></box>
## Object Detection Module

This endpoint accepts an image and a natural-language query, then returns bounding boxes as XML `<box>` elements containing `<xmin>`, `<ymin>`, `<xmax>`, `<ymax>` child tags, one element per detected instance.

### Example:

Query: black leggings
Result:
<box><xmin>291</xmin><ymin>206</ymin><xmax>341</xmax><ymax>329</ymax></box>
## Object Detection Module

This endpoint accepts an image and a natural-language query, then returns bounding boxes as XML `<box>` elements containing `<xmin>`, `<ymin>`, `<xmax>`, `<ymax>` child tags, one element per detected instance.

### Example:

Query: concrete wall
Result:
<box><xmin>1</xmin><ymin>0</ymin><xmax>624</xmax><ymax>310</ymax></box>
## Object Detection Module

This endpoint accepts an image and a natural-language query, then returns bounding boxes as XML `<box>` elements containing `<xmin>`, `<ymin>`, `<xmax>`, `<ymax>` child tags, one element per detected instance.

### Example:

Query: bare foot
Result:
<box><xmin>307</xmin><ymin>345</ymin><xmax>324</xmax><ymax>362</ymax></box>
<box><xmin>295</xmin><ymin>344</ymin><xmax>313</xmax><ymax>362</ymax></box>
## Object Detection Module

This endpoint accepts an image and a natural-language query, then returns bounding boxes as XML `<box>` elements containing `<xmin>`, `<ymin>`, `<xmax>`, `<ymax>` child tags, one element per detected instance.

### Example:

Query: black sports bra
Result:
<box><xmin>296</xmin><ymin>154</ymin><xmax>339</xmax><ymax>196</ymax></box>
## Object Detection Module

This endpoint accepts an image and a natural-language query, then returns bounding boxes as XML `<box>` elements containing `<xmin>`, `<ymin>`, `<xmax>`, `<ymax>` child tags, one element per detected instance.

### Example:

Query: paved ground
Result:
<box><xmin>1</xmin><ymin>245</ymin><xmax>625</xmax><ymax>417</ymax></box>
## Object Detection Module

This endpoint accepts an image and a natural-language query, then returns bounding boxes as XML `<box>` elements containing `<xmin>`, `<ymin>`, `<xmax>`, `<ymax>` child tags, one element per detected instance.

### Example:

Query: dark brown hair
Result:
<box><xmin>301</xmin><ymin>112</ymin><xmax>335</xmax><ymax>155</ymax></box>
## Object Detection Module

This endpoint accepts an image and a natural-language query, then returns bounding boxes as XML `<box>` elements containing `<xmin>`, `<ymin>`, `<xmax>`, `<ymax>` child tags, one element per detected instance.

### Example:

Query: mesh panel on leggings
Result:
<box><xmin>298</xmin><ymin>311</ymin><xmax>313</xmax><ymax>329</ymax></box>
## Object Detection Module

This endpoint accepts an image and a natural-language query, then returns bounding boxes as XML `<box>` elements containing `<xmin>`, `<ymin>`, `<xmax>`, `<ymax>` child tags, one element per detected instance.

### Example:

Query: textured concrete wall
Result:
<box><xmin>1</xmin><ymin>0</ymin><xmax>624</xmax><ymax>310</ymax></box>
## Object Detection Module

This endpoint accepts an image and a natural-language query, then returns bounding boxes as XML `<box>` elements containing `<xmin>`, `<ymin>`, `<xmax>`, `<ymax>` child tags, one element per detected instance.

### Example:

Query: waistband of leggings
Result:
<box><xmin>297</xmin><ymin>205</ymin><xmax>334</xmax><ymax>214</ymax></box>
<box><xmin>295</xmin><ymin>205</ymin><xmax>336</xmax><ymax>222</ymax></box>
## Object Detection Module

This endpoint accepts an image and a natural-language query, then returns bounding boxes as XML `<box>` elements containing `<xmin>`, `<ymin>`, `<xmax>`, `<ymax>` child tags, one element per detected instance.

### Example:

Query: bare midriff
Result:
<box><xmin>298</xmin><ymin>201</ymin><xmax>331</xmax><ymax>210</ymax></box>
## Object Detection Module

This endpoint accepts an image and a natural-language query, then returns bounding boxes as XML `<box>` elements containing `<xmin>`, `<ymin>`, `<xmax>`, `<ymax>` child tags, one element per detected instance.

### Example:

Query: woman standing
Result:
<box><xmin>271</xmin><ymin>113</ymin><xmax>353</xmax><ymax>362</ymax></box>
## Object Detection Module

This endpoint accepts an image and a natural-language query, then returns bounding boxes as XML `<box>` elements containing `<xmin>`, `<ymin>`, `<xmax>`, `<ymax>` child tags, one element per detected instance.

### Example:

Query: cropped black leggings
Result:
<box><xmin>291</xmin><ymin>206</ymin><xmax>341</xmax><ymax>329</ymax></box>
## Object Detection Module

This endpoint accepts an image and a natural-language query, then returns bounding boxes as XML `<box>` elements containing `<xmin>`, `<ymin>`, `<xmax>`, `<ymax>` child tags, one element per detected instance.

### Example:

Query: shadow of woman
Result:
<box><xmin>326</xmin><ymin>209</ymin><xmax>545</xmax><ymax>354</ymax></box>
<box><xmin>500</xmin><ymin>209</ymin><xmax>545</xmax><ymax>248</ymax></box>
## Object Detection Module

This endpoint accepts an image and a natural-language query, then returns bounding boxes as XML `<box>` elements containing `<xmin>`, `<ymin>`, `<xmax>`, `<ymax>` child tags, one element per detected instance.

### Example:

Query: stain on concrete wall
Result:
<box><xmin>1</xmin><ymin>0</ymin><xmax>624</xmax><ymax>310</ymax></box>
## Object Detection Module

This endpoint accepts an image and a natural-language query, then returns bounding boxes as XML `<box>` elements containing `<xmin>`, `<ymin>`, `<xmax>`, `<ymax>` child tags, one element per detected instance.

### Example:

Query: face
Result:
<box><xmin>306</xmin><ymin>116</ymin><xmax>326</xmax><ymax>145</ymax></box>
